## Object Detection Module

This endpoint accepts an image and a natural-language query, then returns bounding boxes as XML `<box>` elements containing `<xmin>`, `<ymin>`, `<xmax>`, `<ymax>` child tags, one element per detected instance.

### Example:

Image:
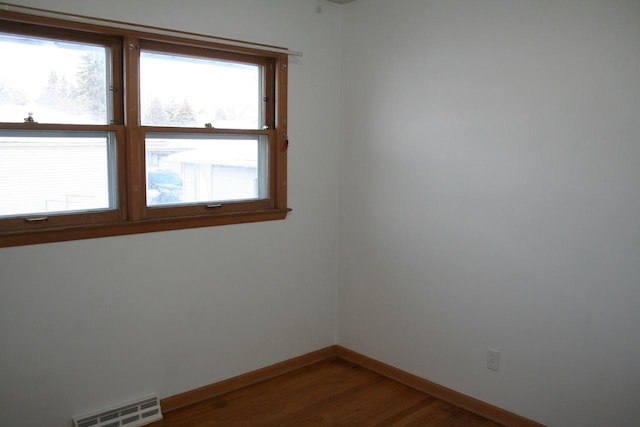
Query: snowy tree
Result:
<box><xmin>74</xmin><ymin>52</ymin><xmax>106</xmax><ymax>119</ymax></box>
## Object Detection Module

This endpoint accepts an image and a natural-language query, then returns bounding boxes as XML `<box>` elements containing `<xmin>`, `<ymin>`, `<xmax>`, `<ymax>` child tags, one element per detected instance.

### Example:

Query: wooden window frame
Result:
<box><xmin>0</xmin><ymin>11</ymin><xmax>289</xmax><ymax>248</ymax></box>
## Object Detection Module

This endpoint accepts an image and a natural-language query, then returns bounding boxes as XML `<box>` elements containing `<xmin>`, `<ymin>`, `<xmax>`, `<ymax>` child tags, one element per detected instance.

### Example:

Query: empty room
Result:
<box><xmin>1</xmin><ymin>0</ymin><xmax>639</xmax><ymax>426</ymax></box>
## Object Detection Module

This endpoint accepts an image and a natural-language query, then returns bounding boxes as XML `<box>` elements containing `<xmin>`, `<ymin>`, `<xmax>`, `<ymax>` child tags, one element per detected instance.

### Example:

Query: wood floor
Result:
<box><xmin>149</xmin><ymin>358</ymin><xmax>504</xmax><ymax>426</ymax></box>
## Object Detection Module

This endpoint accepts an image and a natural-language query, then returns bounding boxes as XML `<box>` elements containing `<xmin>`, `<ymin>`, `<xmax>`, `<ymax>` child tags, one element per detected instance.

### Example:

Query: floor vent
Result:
<box><xmin>73</xmin><ymin>394</ymin><xmax>163</xmax><ymax>427</ymax></box>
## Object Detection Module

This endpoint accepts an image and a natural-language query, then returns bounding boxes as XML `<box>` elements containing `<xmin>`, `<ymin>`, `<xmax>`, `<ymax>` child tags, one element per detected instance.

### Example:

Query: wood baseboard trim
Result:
<box><xmin>335</xmin><ymin>345</ymin><xmax>545</xmax><ymax>427</ymax></box>
<box><xmin>160</xmin><ymin>346</ymin><xmax>337</xmax><ymax>413</ymax></box>
<box><xmin>160</xmin><ymin>345</ymin><xmax>544</xmax><ymax>427</ymax></box>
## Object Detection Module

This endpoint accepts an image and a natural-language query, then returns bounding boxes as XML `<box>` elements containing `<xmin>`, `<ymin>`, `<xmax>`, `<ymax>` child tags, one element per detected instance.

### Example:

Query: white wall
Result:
<box><xmin>0</xmin><ymin>1</ymin><xmax>341</xmax><ymax>426</ymax></box>
<box><xmin>338</xmin><ymin>1</ymin><xmax>640</xmax><ymax>426</ymax></box>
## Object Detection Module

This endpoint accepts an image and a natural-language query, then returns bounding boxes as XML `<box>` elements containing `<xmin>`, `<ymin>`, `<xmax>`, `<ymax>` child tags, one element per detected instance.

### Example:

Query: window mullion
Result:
<box><xmin>108</xmin><ymin>38</ymin><xmax>125</xmax><ymax>126</ymax></box>
<box><xmin>275</xmin><ymin>54</ymin><xmax>288</xmax><ymax>210</ymax></box>
<box><xmin>123</xmin><ymin>35</ymin><xmax>145</xmax><ymax>221</ymax></box>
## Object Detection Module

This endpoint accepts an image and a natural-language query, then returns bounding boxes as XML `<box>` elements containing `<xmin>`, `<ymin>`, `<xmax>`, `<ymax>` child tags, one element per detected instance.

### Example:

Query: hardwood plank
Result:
<box><xmin>149</xmin><ymin>358</ymin><xmax>505</xmax><ymax>427</ymax></box>
<box><xmin>149</xmin><ymin>346</ymin><xmax>546</xmax><ymax>426</ymax></box>
<box><xmin>371</xmin><ymin>398</ymin><xmax>437</xmax><ymax>426</ymax></box>
<box><xmin>160</xmin><ymin>346</ymin><xmax>336</xmax><ymax>413</ymax></box>
<box><xmin>336</xmin><ymin>345</ymin><xmax>544</xmax><ymax>427</ymax></box>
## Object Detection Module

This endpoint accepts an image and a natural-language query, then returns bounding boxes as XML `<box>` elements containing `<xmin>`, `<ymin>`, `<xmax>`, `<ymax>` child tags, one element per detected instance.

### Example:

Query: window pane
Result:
<box><xmin>0</xmin><ymin>130</ymin><xmax>117</xmax><ymax>217</ymax></box>
<box><xmin>140</xmin><ymin>51</ymin><xmax>261</xmax><ymax>129</ymax></box>
<box><xmin>0</xmin><ymin>32</ymin><xmax>110</xmax><ymax>124</ymax></box>
<box><xmin>146</xmin><ymin>133</ymin><xmax>267</xmax><ymax>206</ymax></box>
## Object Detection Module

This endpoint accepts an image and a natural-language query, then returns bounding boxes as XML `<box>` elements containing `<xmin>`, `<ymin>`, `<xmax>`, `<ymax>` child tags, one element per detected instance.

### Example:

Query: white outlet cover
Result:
<box><xmin>487</xmin><ymin>349</ymin><xmax>500</xmax><ymax>372</ymax></box>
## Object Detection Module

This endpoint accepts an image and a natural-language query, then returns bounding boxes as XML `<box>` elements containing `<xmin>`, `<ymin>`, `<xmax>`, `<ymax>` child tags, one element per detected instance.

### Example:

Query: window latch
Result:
<box><xmin>24</xmin><ymin>112</ymin><xmax>37</xmax><ymax>123</ymax></box>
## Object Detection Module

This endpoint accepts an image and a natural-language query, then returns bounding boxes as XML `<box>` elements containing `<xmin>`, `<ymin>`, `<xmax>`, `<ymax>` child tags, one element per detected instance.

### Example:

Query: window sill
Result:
<box><xmin>0</xmin><ymin>208</ymin><xmax>291</xmax><ymax>248</ymax></box>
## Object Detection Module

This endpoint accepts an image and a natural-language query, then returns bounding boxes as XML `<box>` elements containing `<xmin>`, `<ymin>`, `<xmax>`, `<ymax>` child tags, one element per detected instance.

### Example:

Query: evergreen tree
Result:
<box><xmin>173</xmin><ymin>99</ymin><xmax>197</xmax><ymax>127</ymax></box>
<box><xmin>40</xmin><ymin>71</ymin><xmax>73</xmax><ymax>109</ymax></box>
<box><xmin>74</xmin><ymin>52</ymin><xmax>106</xmax><ymax>120</ymax></box>
<box><xmin>143</xmin><ymin>97</ymin><xmax>169</xmax><ymax>125</ymax></box>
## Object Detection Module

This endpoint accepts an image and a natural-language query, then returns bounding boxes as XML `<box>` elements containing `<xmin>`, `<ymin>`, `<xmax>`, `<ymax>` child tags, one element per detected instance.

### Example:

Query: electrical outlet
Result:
<box><xmin>487</xmin><ymin>349</ymin><xmax>500</xmax><ymax>372</ymax></box>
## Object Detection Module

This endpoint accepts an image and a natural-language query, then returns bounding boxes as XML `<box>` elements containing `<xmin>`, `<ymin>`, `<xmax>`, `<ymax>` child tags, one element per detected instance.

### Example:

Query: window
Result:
<box><xmin>0</xmin><ymin>11</ymin><xmax>289</xmax><ymax>247</ymax></box>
